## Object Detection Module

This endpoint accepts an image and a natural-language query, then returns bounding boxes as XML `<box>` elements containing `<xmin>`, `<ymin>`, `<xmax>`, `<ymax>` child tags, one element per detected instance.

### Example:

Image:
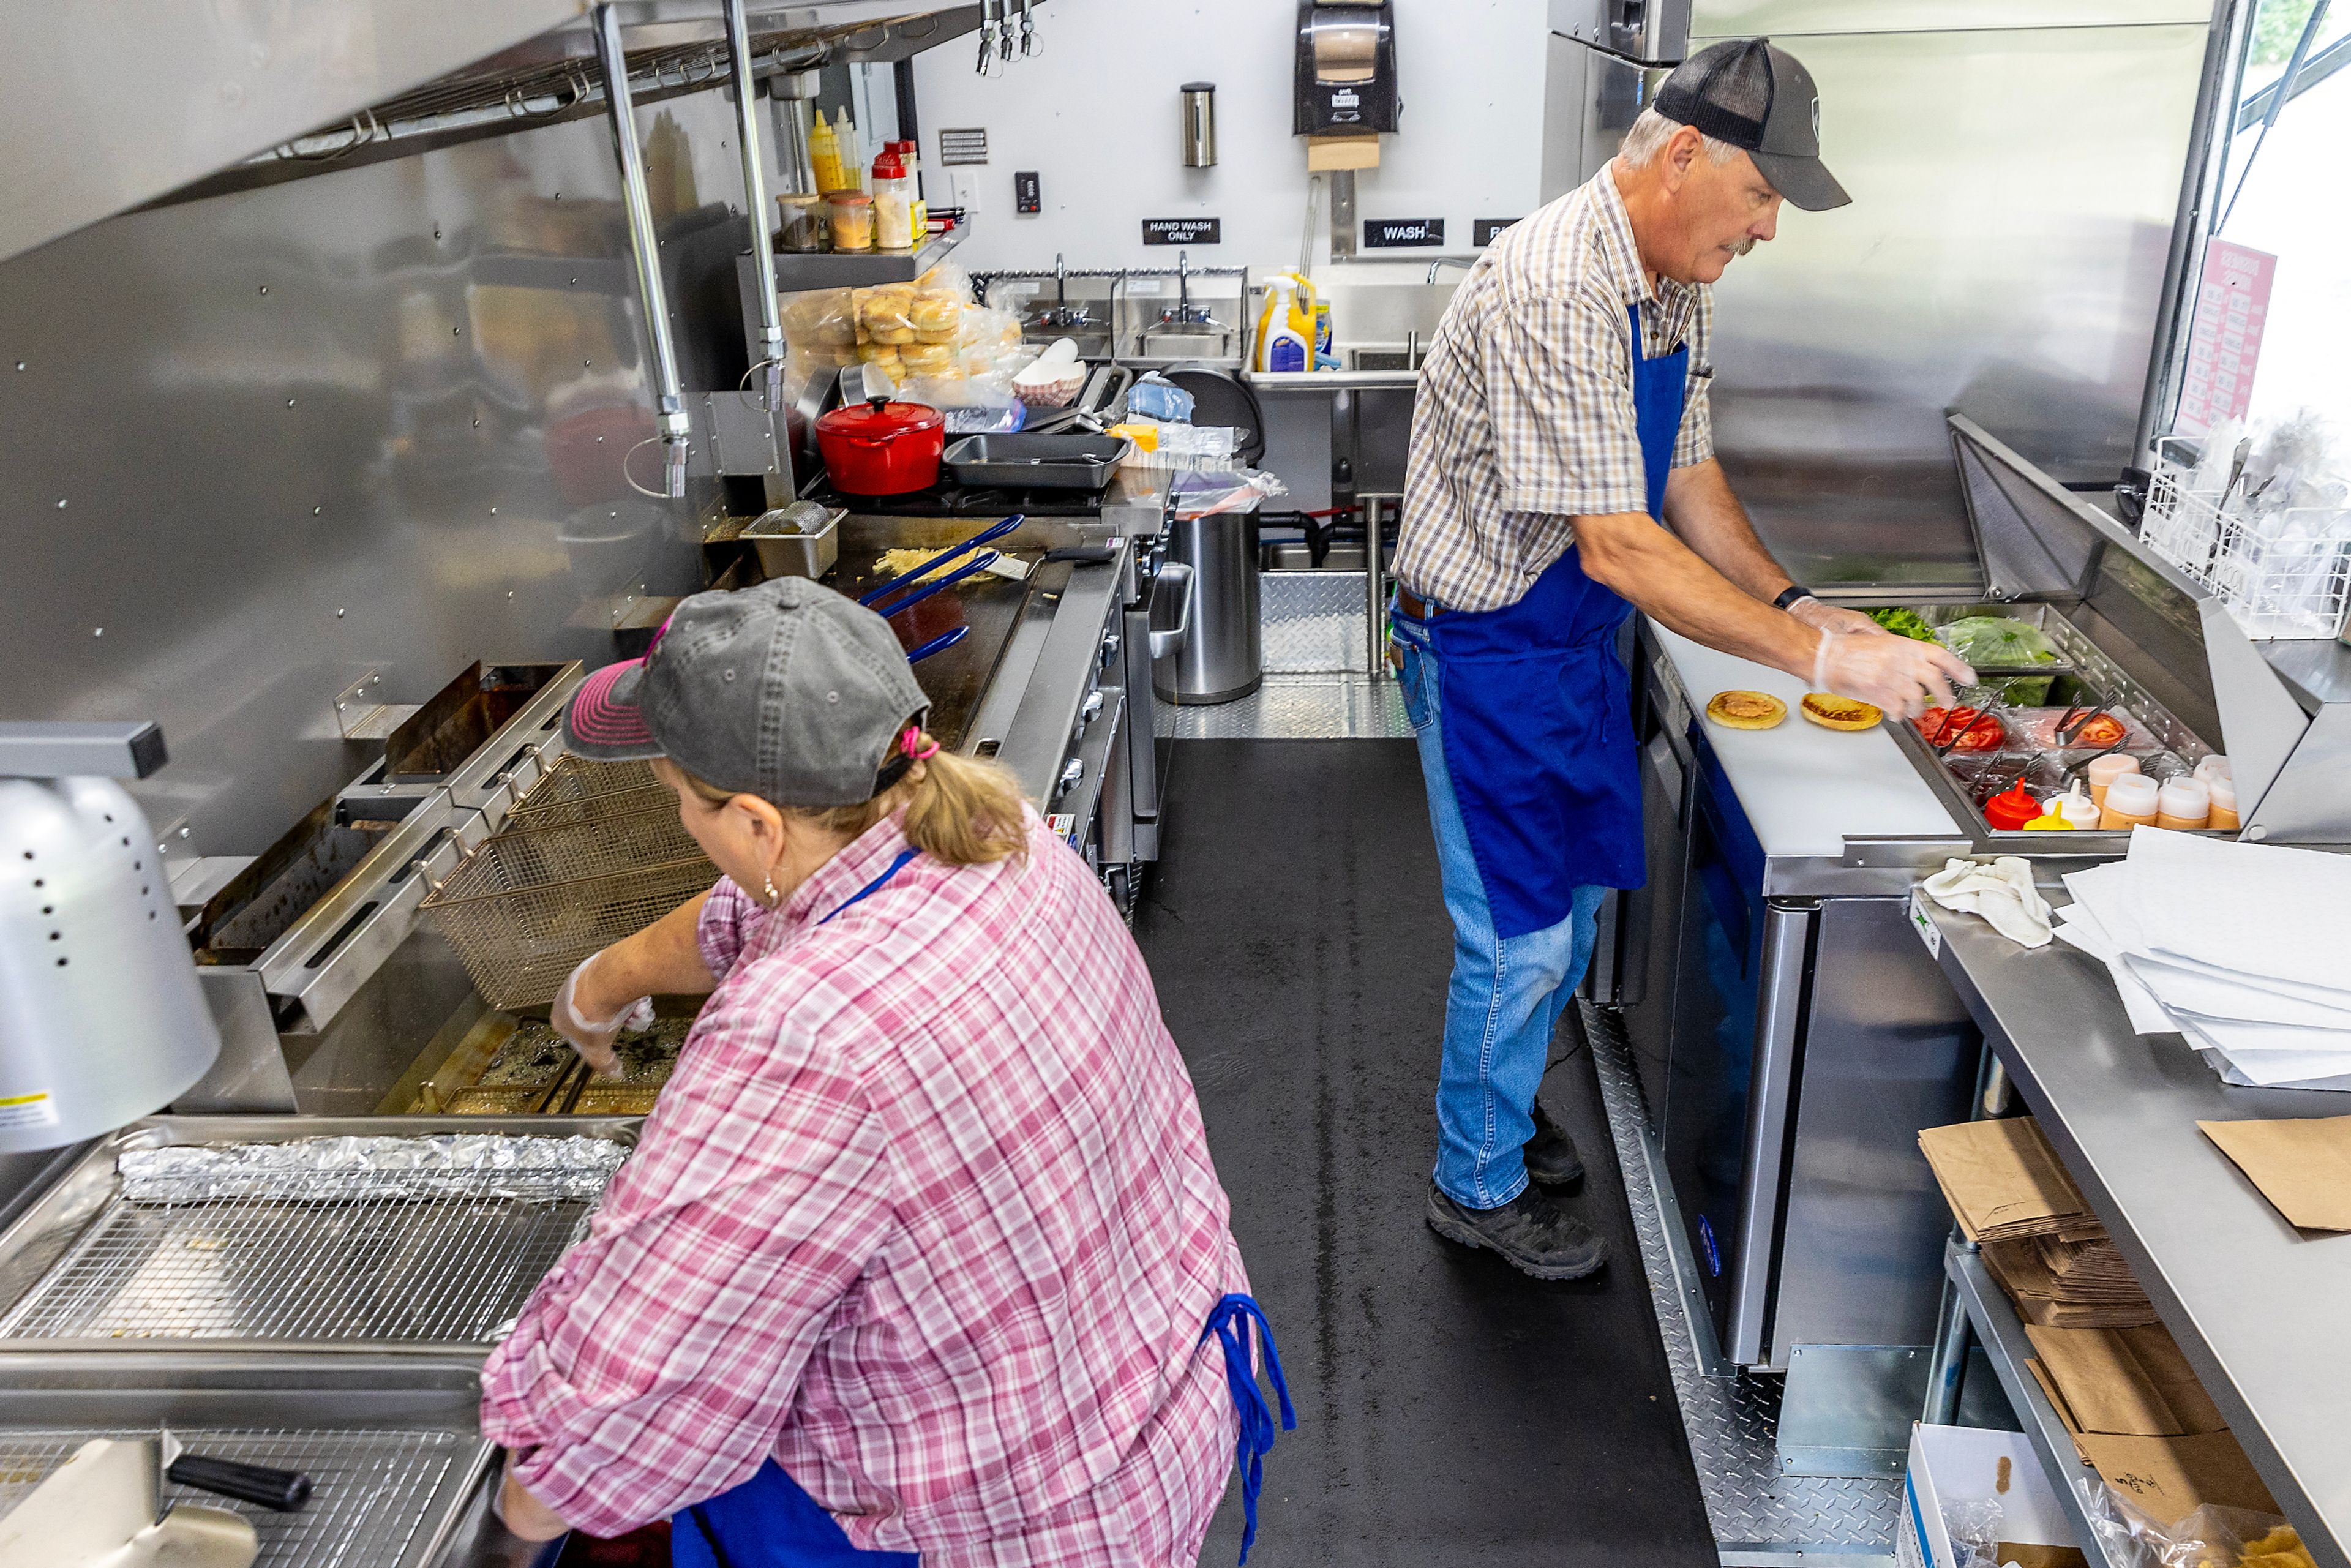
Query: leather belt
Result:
<box><xmin>1393</xmin><ymin>585</ymin><xmax>1442</xmax><ymax>620</ymax></box>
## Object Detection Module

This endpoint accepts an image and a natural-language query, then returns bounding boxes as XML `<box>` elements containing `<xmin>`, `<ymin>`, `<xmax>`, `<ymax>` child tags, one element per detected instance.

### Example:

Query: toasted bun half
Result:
<box><xmin>1706</xmin><ymin>690</ymin><xmax>1787</xmax><ymax>730</ymax></box>
<box><xmin>1801</xmin><ymin>693</ymin><xmax>1883</xmax><ymax>732</ymax></box>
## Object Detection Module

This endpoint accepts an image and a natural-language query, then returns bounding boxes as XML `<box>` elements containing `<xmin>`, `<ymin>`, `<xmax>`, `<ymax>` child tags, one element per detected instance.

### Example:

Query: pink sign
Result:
<box><xmin>2173</xmin><ymin>239</ymin><xmax>2276</xmax><ymax>437</ymax></box>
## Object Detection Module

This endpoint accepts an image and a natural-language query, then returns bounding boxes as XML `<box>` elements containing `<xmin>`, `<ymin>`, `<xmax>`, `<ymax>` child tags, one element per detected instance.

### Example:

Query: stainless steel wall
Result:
<box><xmin>0</xmin><ymin>98</ymin><xmax>753</xmax><ymax>858</ymax></box>
<box><xmin>1632</xmin><ymin>1</ymin><xmax>2216</xmax><ymax>590</ymax></box>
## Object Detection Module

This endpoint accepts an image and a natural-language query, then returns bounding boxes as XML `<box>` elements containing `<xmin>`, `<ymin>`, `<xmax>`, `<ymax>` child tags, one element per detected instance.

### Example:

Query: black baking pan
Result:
<box><xmin>941</xmin><ymin>433</ymin><xmax>1131</xmax><ymax>490</ymax></box>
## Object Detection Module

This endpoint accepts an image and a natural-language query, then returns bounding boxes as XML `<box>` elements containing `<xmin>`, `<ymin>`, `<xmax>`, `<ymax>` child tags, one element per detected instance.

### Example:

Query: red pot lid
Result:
<box><xmin>817</xmin><ymin>397</ymin><xmax>942</xmax><ymax>440</ymax></box>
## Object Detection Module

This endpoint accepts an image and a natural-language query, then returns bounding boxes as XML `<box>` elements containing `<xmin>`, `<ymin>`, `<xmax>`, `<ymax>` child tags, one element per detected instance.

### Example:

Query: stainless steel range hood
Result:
<box><xmin>0</xmin><ymin>0</ymin><xmax>992</xmax><ymax>268</ymax></box>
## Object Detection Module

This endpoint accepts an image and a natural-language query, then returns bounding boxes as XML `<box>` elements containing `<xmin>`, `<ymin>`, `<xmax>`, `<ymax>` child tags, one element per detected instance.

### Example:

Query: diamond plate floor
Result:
<box><xmin>1262</xmin><ymin>569</ymin><xmax>1375</xmax><ymax>674</ymax></box>
<box><xmin>1165</xmin><ymin>674</ymin><xmax>1412</xmax><ymax>739</ymax></box>
<box><xmin>1580</xmin><ymin>1001</ymin><xmax>1903</xmax><ymax>1567</ymax></box>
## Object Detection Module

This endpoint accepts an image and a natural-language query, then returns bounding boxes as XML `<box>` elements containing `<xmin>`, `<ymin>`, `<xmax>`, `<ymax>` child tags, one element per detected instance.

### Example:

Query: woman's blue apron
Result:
<box><xmin>1426</xmin><ymin>302</ymin><xmax>1689</xmax><ymax>940</ymax></box>
<box><xmin>667</xmin><ymin>853</ymin><xmax>1295</xmax><ymax>1567</ymax></box>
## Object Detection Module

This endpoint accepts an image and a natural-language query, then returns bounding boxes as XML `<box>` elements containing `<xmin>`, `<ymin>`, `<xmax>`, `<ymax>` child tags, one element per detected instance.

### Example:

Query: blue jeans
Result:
<box><xmin>1393</xmin><ymin>623</ymin><xmax>1606</xmax><ymax>1210</ymax></box>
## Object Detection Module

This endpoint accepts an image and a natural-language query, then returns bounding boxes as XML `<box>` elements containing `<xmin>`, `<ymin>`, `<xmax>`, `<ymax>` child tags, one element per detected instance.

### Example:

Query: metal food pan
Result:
<box><xmin>943</xmin><ymin>433</ymin><xmax>1131</xmax><ymax>490</ymax></box>
<box><xmin>0</xmin><ymin>1355</ymin><xmax>493</xmax><ymax>1568</ymax></box>
<box><xmin>0</xmin><ymin>1117</ymin><xmax>637</xmax><ymax>1360</ymax></box>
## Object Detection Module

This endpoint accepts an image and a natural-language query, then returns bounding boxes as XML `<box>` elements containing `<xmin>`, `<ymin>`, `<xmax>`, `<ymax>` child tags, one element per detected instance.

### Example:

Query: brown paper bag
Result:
<box><xmin>2077</xmin><ymin>1431</ymin><xmax>2279</xmax><ymax>1525</ymax></box>
<box><xmin>1920</xmin><ymin>1118</ymin><xmax>2093</xmax><ymax>1240</ymax></box>
<box><xmin>2197</xmin><ymin>1117</ymin><xmax>2351</xmax><ymax>1231</ymax></box>
<box><xmin>2024</xmin><ymin>1324</ymin><xmax>2227</xmax><ymax>1436</ymax></box>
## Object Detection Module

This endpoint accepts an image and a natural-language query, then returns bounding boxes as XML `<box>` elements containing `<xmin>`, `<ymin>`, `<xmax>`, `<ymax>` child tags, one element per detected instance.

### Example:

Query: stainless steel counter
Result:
<box><xmin>1925</xmin><ymin>893</ymin><xmax>2351</xmax><ymax>1568</ymax></box>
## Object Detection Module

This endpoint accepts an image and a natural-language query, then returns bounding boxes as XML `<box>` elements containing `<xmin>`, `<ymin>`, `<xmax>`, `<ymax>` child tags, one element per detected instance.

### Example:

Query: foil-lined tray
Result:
<box><xmin>116</xmin><ymin>1134</ymin><xmax>628</xmax><ymax>1204</ymax></box>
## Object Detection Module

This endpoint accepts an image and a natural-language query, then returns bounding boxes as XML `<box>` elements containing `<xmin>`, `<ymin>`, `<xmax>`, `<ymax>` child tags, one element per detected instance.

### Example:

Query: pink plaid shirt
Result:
<box><xmin>481</xmin><ymin>811</ymin><xmax>1247</xmax><ymax>1561</ymax></box>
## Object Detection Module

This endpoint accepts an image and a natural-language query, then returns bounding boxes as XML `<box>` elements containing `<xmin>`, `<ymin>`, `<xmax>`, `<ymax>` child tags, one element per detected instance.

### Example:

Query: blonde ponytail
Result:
<box><xmin>668</xmin><ymin>727</ymin><xmax>1029</xmax><ymax>866</ymax></box>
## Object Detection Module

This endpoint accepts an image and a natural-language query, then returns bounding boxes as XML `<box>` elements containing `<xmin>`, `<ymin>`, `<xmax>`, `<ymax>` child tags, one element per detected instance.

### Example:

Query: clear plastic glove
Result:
<box><xmin>550</xmin><ymin>953</ymin><xmax>652</xmax><ymax>1076</ymax></box>
<box><xmin>1811</xmin><ymin>630</ymin><xmax>1974</xmax><ymax>720</ymax></box>
<box><xmin>1785</xmin><ymin>596</ymin><xmax>1889</xmax><ymax>639</ymax></box>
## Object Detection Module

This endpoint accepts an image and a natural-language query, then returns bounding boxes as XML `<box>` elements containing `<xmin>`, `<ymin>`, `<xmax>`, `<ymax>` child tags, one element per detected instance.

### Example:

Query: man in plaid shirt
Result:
<box><xmin>1390</xmin><ymin>42</ymin><xmax>1971</xmax><ymax>1279</ymax></box>
<box><xmin>482</xmin><ymin>579</ymin><xmax>1288</xmax><ymax>1564</ymax></box>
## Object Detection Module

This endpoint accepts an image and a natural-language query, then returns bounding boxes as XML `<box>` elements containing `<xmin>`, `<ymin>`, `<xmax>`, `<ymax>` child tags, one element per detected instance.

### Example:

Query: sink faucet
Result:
<box><xmin>1033</xmin><ymin>252</ymin><xmax>1094</xmax><ymax>332</ymax></box>
<box><xmin>1427</xmin><ymin>257</ymin><xmax>1474</xmax><ymax>286</ymax></box>
<box><xmin>1158</xmin><ymin>250</ymin><xmax>1223</xmax><ymax>331</ymax></box>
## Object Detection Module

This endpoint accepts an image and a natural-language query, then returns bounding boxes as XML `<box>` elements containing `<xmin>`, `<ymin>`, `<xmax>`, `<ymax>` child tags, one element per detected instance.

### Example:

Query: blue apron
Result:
<box><xmin>667</xmin><ymin>855</ymin><xmax>1295</xmax><ymax>1567</ymax></box>
<box><xmin>1423</xmin><ymin>302</ymin><xmax>1688</xmax><ymax>940</ymax></box>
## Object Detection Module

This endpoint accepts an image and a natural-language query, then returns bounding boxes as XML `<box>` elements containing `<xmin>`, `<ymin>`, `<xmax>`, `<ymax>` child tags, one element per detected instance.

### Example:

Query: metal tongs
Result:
<box><xmin>2053</xmin><ymin>695</ymin><xmax>2116</xmax><ymax>746</ymax></box>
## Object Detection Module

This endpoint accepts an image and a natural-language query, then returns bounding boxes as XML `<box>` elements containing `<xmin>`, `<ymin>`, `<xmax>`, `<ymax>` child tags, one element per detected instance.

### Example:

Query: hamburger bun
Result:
<box><xmin>1705</xmin><ymin>690</ymin><xmax>1787</xmax><ymax>730</ymax></box>
<box><xmin>1800</xmin><ymin>692</ymin><xmax>1884</xmax><ymax>732</ymax></box>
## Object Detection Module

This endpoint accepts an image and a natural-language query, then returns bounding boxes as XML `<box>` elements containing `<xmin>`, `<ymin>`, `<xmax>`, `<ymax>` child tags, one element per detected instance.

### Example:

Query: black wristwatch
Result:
<box><xmin>1772</xmin><ymin>585</ymin><xmax>1815</xmax><ymax>612</ymax></box>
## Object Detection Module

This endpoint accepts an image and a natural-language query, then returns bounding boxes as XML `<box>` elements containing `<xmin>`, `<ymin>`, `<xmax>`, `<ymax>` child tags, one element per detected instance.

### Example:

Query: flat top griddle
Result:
<box><xmin>821</xmin><ymin>513</ymin><xmax>1118</xmax><ymax>753</ymax></box>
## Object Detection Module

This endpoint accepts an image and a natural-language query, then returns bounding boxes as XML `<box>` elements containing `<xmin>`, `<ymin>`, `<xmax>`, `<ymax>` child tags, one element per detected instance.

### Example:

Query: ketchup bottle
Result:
<box><xmin>1984</xmin><ymin>782</ymin><xmax>2045</xmax><ymax>831</ymax></box>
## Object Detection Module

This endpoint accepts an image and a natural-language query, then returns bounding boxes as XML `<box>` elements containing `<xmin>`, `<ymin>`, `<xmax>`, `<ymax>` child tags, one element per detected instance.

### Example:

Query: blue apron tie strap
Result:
<box><xmin>1200</xmin><ymin>1292</ymin><xmax>1297</xmax><ymax>1566</ymax></box>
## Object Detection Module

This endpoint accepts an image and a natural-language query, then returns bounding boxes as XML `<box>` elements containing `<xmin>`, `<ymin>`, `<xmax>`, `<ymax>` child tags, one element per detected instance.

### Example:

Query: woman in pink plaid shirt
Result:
<box><xmin>482</xmin><ymin>577</ymin><xmax>1291</xmax><ymax>1567</ymax></box>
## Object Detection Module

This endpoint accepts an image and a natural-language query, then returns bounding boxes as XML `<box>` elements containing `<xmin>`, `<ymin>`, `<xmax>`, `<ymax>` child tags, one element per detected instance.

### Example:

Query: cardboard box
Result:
<box><xmin>1897</xmin><ymin>1424</ymin><xmax>2081</xmax><ymax>1568</ymax></box>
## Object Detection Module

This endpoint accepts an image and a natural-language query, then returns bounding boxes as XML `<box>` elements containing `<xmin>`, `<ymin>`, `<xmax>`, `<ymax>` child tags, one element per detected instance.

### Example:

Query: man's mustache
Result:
<box><xmin>1727</xmin><ymin>234</ymin><xmax>1758</xmax><ymax>257</ymax></box>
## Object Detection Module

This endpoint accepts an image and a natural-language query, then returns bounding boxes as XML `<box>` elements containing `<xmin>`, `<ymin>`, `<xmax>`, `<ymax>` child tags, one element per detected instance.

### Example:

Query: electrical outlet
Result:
<box><xmin>1014</xmin><ymin>171</ymin><xmax>1041</xmax><ymax>215</ymax></box>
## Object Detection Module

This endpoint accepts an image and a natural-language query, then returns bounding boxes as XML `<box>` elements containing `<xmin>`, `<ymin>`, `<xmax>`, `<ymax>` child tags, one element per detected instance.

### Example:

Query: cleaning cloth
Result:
<box><xmin>1923</xmin><ymin>856</ymin><xmax>2055</xmax><ymax>948</ymax></box>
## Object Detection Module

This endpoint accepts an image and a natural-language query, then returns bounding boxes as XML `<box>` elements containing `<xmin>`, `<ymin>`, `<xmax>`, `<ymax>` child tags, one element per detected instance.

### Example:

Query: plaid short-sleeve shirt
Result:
<box><xmin>1393</xmin><ymin>165</ymin><xmax>1714</xmax><ymax>613</ymax></box>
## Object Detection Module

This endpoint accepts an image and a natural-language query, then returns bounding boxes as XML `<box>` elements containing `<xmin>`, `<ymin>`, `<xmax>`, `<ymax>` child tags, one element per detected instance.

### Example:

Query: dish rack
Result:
<box><xmin>2139</xmin><ymin>458</ymin><xmax>2351</xmax><ymax>639</ymax></box>
<box><xmin>422</xmin><ymin>763</ymin><xmax>710</xmax><ymax>1011</ymax></box>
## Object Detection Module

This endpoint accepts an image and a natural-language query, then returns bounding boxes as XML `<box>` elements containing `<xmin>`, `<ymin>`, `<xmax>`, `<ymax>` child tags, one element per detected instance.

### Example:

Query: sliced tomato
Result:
<box><xmin>1916</xmin><ymin>706</ymin><xmax>2004</xmax><ymax>752</ymax></box>
<box><xmin>2071</xmin><ymin>714</ymin><xmax>2126</xmax><ymax>748</ymax></box>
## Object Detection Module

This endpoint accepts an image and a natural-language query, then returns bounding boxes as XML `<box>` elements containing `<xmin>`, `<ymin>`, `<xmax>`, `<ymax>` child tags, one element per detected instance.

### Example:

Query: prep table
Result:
<box><xmin>1597</xmin><ymin>415</ymin><xmax>2351</xmax><ymax>1478</ymax></box>
<box><xmin>1925</xmin><ymin>888</ymin><xmax>2351</xmax><ymax>1568</ymax></box>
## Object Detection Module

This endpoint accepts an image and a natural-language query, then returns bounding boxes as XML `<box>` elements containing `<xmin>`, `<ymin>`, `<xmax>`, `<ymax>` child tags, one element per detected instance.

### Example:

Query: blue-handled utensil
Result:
<box><xmin>868</xmin><ymin>551</ymin><xmax>1002</xmax><ymax>621</ymax></box>
<box><xmin>906</xmin><ymin>625</ymin><xmax>972</xmax><ymax>664</ymax></box>
<box><xmin>858</xmin><ymin>515</ymin><xmax>1025</xmax><ymax>609</ymax></box>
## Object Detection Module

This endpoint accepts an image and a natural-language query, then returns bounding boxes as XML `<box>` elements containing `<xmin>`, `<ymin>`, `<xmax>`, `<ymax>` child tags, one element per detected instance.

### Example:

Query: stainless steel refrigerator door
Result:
<box><xmin>1767</xmin><ymin>896</ymin><xmax>1980</xmax><ymax>1365</ymax></box>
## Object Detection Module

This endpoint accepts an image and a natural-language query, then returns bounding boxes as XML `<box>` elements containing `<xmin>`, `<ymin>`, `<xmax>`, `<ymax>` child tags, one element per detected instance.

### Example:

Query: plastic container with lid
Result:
<box><xmin>2155</xmin><ymin>778</ymin><xmax>2211</xmax><ymax>831</ymax></box>
<box><xmin>827</xmin><ymin>191</ymin><xmax>874</xmax><ymax>252</ymax></box>
<box><xmin>888</xmin><ymin>139</ymin><xmax>928</xmax><ymax>236</ymax></box>
<box><xmin>2208</xmin><ymin>776</ymin><xmax>2241</xmax><ymax>830</ymax></box>
<box><xmin>871</xmin><ymin>151</ymin><xmax>915</xmax><ymax>250</ymax></box>
<box><xmin>1985</xmin><ymin>782</ymin><xmax>2045</xmax><ymax>831</ymax></box>
<box><xmin>2085</xmin><ymin>752</ymin><xmax>2140</xmax><ymax>808</ymax></box>
<box><xmin>776</xmin><ymin>192</ymin><xmax>828</xmax><ymax>253</ymax></box>
<box><xmin>2099</xmin><ymin>772</ymin><xmax>2160</xmax><ymax>831</ymax></box>
<box><xmin>2193</xmin><ymin>754</ymin><xmax>2232</xmax><ymax>786</ymax></box>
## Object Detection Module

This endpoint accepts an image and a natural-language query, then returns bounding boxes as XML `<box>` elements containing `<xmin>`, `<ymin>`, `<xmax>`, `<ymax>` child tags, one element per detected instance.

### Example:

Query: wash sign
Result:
<box><xmin>2175</xmin><ymin>239</ymin><xmax>2274</xmax><ymax>437</ymax></box>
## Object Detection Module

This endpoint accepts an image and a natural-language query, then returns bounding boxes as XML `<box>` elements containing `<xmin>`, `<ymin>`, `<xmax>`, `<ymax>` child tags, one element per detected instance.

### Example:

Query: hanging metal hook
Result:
<box><xmin>1018</xmin><ymin>0</ymin><xmax>1039</xmax><ymax>58</ymax></box>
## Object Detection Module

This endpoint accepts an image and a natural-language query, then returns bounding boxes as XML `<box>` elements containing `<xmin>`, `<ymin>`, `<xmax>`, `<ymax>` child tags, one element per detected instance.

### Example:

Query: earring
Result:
<box><xmin>762</xmin><ymin>872</ymin><xmax>781</xmax><ymax>907</ymax></box>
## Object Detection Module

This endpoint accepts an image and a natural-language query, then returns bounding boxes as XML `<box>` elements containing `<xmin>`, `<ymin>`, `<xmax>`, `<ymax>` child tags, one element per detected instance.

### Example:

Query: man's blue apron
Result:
<box><xmin>667</xmin><ymin>852</ymin><xmax>1295</xmax><ymax>1567</ymax></box>
<box><xmin>1424</xmin><ymin>302</ymin><xmax>1689</xmax><ymax>939</ymax></box>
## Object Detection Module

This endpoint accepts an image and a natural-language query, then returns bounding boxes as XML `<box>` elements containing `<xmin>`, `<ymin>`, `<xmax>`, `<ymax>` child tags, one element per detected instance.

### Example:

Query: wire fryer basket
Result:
<box><xmin>419</xmin><ymin>806</ymin><xmax>713</xmax><ymax>1010</ymax></box>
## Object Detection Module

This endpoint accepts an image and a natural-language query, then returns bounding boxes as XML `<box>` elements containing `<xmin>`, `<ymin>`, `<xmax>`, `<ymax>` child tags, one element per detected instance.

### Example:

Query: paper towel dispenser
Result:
<box><xmin>1294</xmin><ymin>1</ymin><xmax>1398</xmax><ymax>137</ymax></box>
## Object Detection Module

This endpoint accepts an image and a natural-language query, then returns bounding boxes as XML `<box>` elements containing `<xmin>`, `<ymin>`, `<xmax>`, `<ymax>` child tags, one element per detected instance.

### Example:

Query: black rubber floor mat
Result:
<box><xmin>1136</xmin><ymin>740</ymin><xmax>1717</xmax><ymax>1567</ymax></box>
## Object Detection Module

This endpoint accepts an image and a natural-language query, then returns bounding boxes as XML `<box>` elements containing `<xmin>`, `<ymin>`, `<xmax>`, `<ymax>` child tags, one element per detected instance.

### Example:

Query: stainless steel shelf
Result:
<box><xmin>1944</xmin><ymin>1240</ymin><xmax>2128</xmax><ymax>1568</ymax></box>
<box><xmin>763</xmin><ymin>226</ymin><xmax>964</xmax><ymax>293</ymax></box>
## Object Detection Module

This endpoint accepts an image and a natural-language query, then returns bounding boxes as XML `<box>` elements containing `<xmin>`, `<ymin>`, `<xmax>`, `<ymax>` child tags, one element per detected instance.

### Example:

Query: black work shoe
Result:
<box><xmin>1525</xmin><ymin>1099</ymin><xmax>1586</xmax><ymax>1189</ymax></box>
<box><xmin>1425</xmin><ymin>1182</ymin><xmax>1608</xmax><ymax>1280</ymax></box>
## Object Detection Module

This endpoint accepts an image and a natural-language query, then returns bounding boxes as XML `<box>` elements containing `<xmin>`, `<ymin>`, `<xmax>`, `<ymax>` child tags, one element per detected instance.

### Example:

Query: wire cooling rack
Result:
<box><xmin>0</xmin><ymin>1428</ymin><xmax>472</xmax><ymax>1568</ymax></box>
<box><xmin>0</xmin><ymin>1169</ymin><xmax>593</xmax><ymax>1345</ymax></box>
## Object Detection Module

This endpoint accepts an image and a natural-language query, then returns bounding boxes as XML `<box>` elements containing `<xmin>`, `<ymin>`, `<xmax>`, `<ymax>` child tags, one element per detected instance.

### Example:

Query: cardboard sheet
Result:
<box><xmin>1921</xmin><ymin>1117</ymin><xmax>2095</xmax><ymax>1242</ymax></box>
<box><xmin>2197</xmin><ymin>1116</ymin><xmax>2351</xmax><ymax>1231</ymax></box>
<box><xmin>2023</xmin><ymin>1324</ymin><xmax>2227</xmax><ymax>1437</ymax></box>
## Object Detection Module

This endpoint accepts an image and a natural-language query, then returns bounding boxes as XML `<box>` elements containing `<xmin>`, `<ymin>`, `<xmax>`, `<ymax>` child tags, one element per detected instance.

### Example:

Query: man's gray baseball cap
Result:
<box><xmin>1654</xmin><ymin>38</ymin><xmax>1849</xmax><ymax>212</ymax></box>
<box><xmin>564</xmin><ymin>577</ymin><xmax>930</xmax><ymax>806</ymax></box>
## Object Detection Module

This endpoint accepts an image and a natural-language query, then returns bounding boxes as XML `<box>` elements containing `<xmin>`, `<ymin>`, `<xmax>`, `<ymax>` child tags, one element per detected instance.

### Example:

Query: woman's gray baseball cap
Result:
<box><xmin>1654</xmin><ymin>38</ymin><xmax>1850</xmax><ymax>212</ymax></box>
<box><xmin>564</xmin><ymin>577</ymin><xmax>930</xmax><ymax>806</ymax></box>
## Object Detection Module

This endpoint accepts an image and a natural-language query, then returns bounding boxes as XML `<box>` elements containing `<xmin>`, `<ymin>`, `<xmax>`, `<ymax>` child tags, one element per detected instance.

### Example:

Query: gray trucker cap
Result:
<box><xmin>564</xmin><ymin>577</ymin><xmax>929</xmax><ymax>806</ymax></box>
<box><xmin>1653</xmin><ymin>38</ymin><xmax>1850</xmax><ymax>212</ymax></box>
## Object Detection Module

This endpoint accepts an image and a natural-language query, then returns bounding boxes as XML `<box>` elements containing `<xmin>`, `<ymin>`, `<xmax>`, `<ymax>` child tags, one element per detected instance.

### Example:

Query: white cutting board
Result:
<box><xmin>1651</xmin><ymin>622</ymin><xmax>1959</xmax><ymax>859</ymax></box>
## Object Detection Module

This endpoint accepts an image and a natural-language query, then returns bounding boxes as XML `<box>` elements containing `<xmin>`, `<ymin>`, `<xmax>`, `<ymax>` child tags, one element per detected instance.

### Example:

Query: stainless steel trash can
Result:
<box><xmin>1154</xmin><ymin>501</ymin><xmax>1262</xmax><ymax>705</ymax></box>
